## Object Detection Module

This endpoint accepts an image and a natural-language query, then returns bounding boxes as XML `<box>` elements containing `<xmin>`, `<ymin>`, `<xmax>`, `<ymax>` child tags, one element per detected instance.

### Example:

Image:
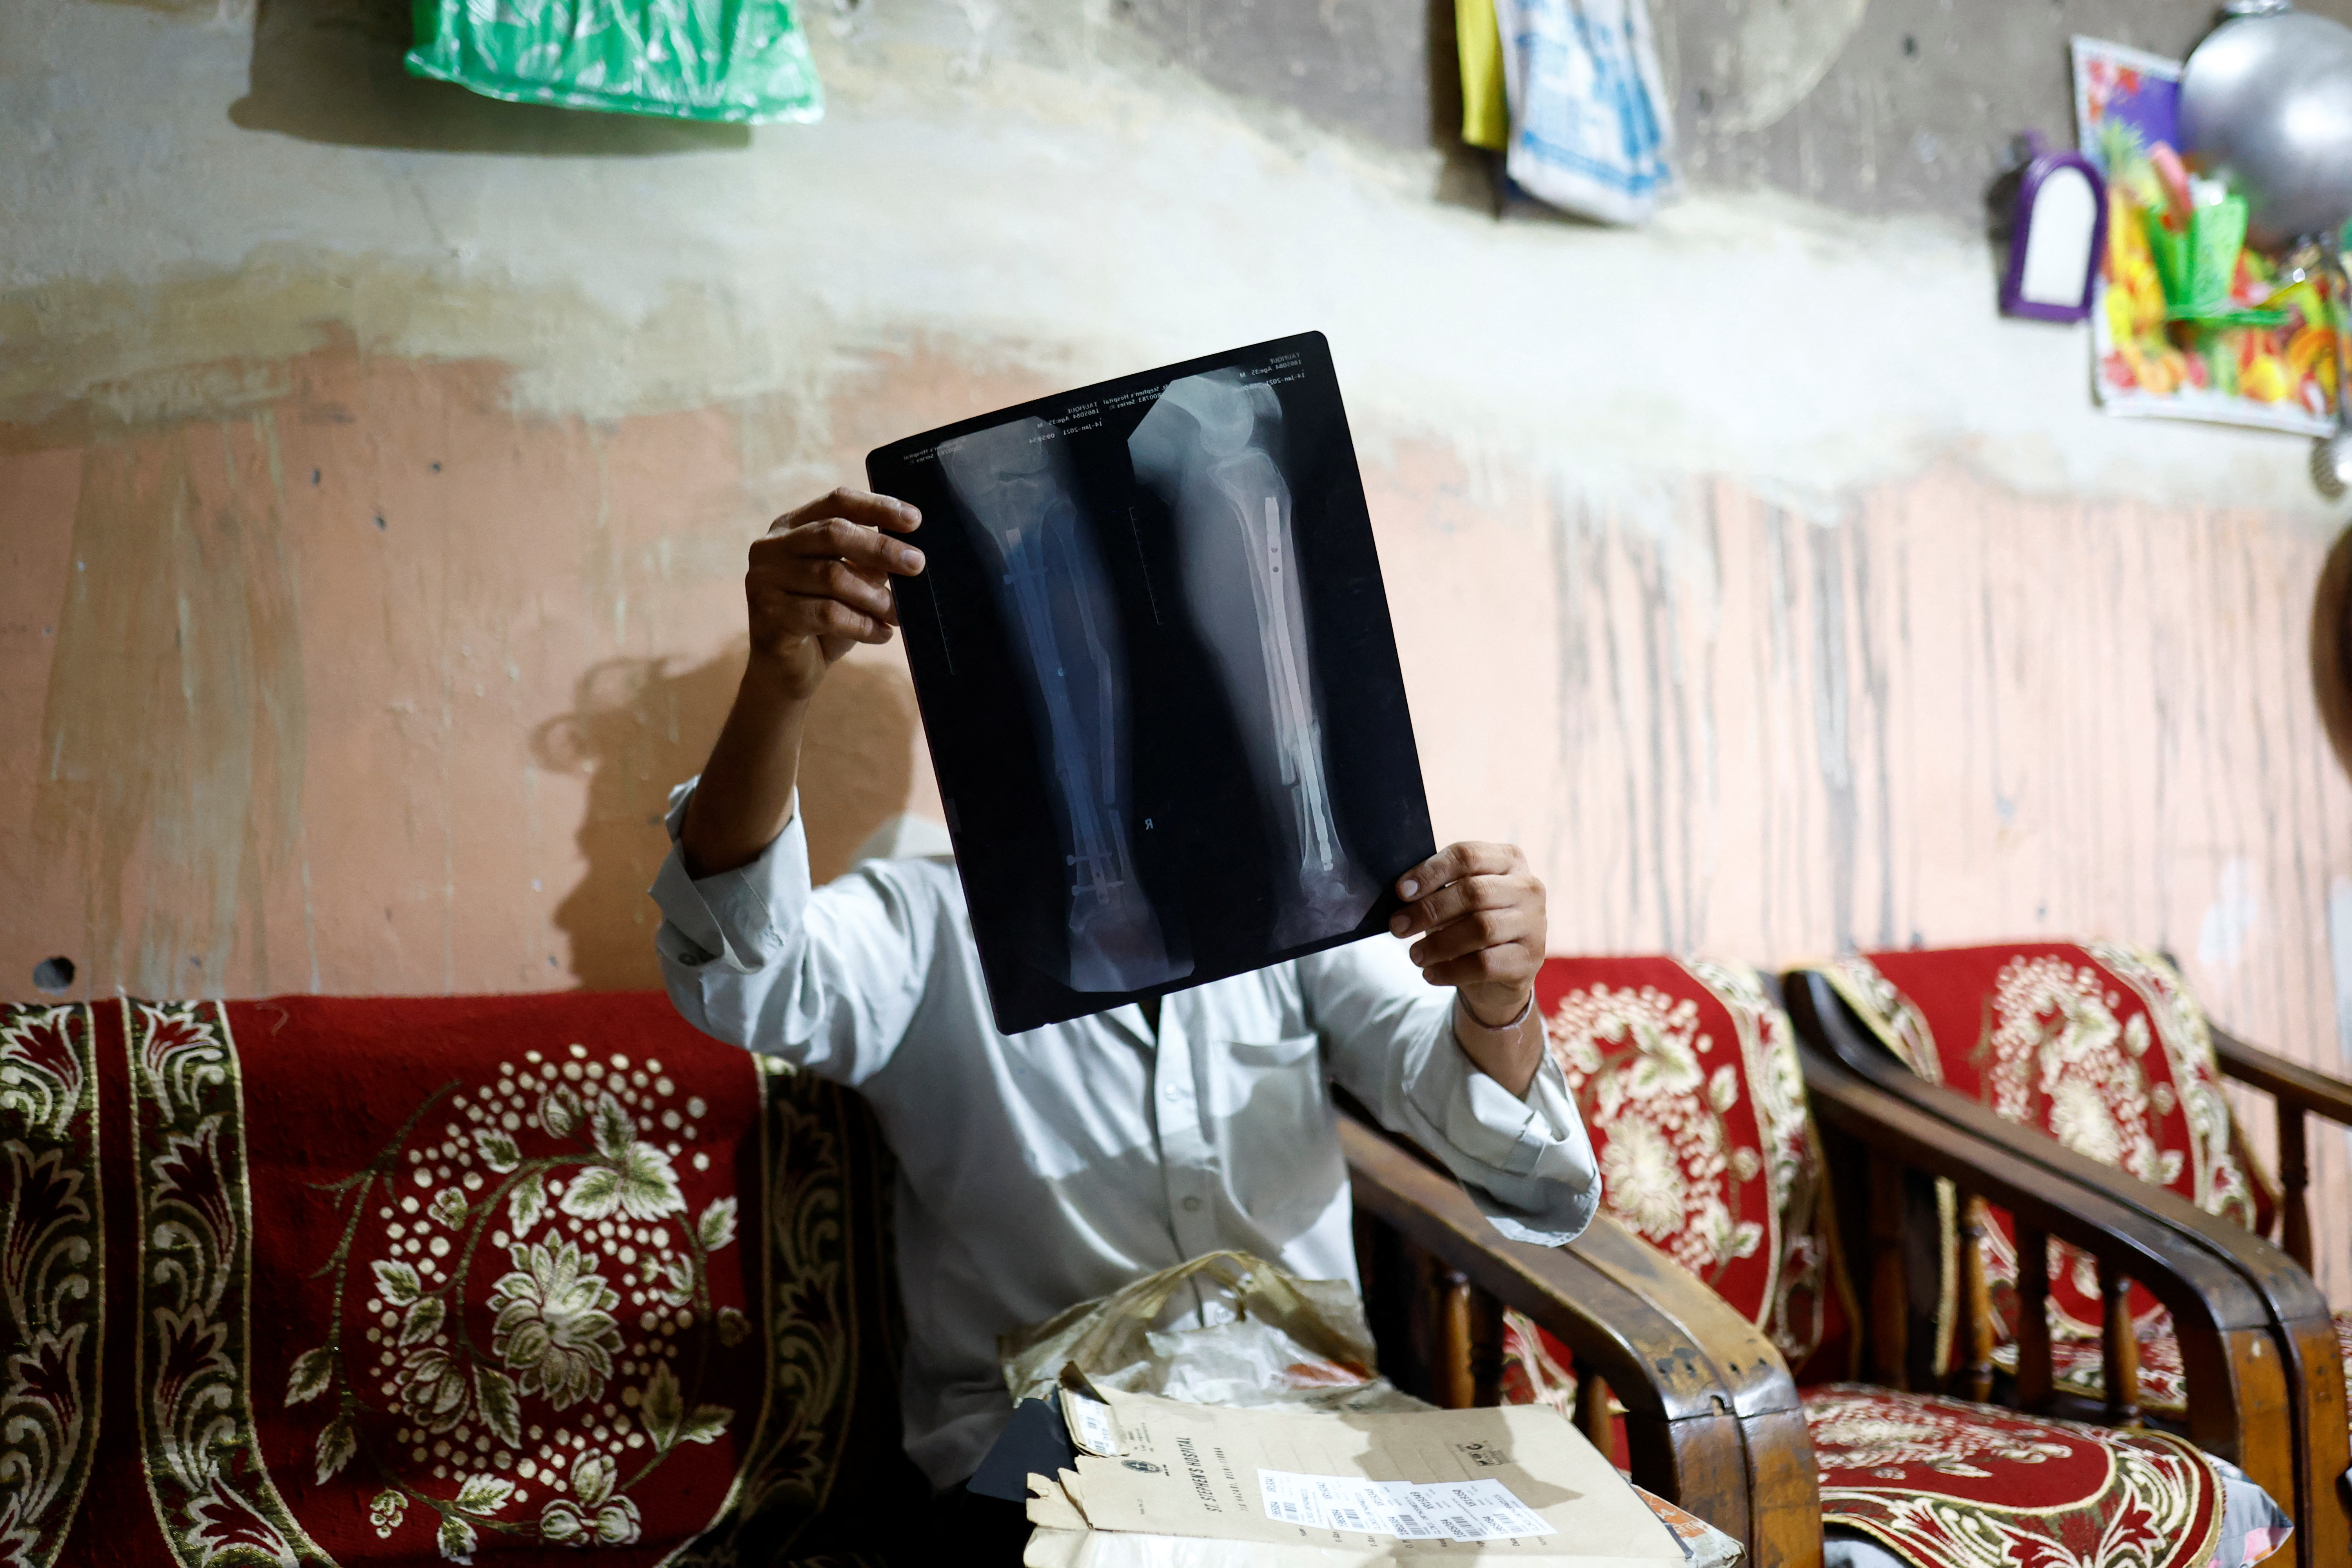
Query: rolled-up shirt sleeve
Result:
<box><xmin>650</xmin><ymin>777</ymin><xmax>940</xmax><ymax>1088</ymax></box>
<box><xmin>650</xmin><ymin>779</ymin><xmax>807</xmax><ymax>975</ymax></box>
<box><xmin>1302</xmin><ymin>937</ymin><xmax>1599</xmax><ymax>1247</ymax></box>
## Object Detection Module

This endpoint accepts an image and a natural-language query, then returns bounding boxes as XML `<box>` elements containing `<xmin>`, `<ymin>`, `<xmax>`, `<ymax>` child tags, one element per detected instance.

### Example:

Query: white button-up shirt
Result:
<box><xmin>650</xmin><ymin>782</ymin><xmax>1599</xmax><ymax>1488</ymax></box>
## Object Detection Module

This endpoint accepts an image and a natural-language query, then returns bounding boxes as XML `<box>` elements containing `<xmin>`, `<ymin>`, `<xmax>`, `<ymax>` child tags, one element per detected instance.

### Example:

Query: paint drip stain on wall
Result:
<box><xmin>33</xmin><ymin>416</ymin><xmax>309</xmax><ymax>997</ymax></box>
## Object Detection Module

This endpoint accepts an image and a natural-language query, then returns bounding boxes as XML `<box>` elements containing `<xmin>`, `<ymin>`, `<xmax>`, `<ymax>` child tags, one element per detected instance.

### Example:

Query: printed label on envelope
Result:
<box><xmin>1258</xmin><ymin>1471</ymin><xmax>1553</xmax><ymax>1542</ymax></box>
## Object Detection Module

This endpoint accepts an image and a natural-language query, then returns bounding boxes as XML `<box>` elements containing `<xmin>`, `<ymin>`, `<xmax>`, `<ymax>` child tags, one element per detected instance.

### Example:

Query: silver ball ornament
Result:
<box><xmin>2180</xmin><ymin>4</ymin><xmax>2352</xmax><ymax>249</ymax></box>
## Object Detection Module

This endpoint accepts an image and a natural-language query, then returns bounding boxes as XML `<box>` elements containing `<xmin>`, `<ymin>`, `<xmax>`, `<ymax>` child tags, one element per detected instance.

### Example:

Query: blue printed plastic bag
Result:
<box><xmin>1495</xmin><ymin>0</ymin><xmax>1675</xmax><ymax>223</ymax></box>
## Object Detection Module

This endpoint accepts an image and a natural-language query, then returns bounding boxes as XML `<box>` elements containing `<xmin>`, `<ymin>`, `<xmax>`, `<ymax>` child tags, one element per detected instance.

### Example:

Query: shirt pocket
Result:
<box><xmin>1223</xmin><ymin>1033</ymin><xmax>1325</xmax><ymax>1072</ymax></box>
<box><xmin>1214</xmin><ymin>1034</ymin><xmax>1344</xmax><ymax>1241</ymax></box>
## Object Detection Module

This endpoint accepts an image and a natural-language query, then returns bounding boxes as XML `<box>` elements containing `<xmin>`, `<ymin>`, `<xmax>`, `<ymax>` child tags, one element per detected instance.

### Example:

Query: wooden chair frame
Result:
<box><xmin>2209</xmin><ymin>1024</ymin><xmax>2352</xmax><ymax>1280</ymax></box>
<box><xmin>1342</xmin><ymin>1043</ymin><xmax>2317</xmax><ymax>1568</ymax></box>
<box><xmin>1342</xmin><ymin>1112</ymin><xmax>1823</xmax><ymax>1568</ymax></box>
<box><xmin>1785</xmin><ymin>969</ymin><xmax>2352</xmax><ymax>1568</ymax></box>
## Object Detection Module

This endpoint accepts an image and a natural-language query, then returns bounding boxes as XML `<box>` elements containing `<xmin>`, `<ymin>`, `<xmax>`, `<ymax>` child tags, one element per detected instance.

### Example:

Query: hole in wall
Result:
<box><xmin>32</xmin><ymin>956</ymin><xmax>75</xmax><ymax>994</ymax></box>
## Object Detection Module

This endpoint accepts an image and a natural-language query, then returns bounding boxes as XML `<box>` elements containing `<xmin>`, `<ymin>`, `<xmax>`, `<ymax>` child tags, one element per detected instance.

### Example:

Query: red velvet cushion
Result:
<box><xmin>1529</xmin><ymin>956</ymin><xmax>1854</xmax><ymax>1383</ymax></box>
<box><xmin>3</xmin><ymin>995</ymin><xmax>917</xmax><ymax>1568</ymax></box>
<box><xmin>1820</xmin><ymin>945</ymin><xmax>2266</xmax><ymax>1394</ymax></box>
<box><xmin>1829</xmin><ymin>944</ymin><xmax>2259</xmax><ymax>1227</ymax></box>
<box><xmin>1803</xmin><ymin>1385</ymin><xmax>2225</xmax><ymax>1568</ymax></box>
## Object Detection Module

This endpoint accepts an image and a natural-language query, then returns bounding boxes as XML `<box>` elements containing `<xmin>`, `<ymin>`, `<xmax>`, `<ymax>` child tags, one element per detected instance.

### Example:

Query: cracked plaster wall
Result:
<box><xmin>3</xmin><ymin>0</ymin><xmax>2350</xmax><ymax>1302</ymax></box>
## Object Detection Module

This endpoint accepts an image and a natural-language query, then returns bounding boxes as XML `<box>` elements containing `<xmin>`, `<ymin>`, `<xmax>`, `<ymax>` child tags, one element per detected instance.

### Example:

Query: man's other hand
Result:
<box><xmin>681</xmin><ymin>489</ymin><xmax>924</xmax><ymax>878</ymax></box>
<box><xmin>1389</xmin><ymin>843</ymin><xmax>1547</xmax><ymax>1094</ymax></box>
<box><xmin>748</xmin><ymin>488</ymin><xmax>926</xmax><ymax>700</ymax></box>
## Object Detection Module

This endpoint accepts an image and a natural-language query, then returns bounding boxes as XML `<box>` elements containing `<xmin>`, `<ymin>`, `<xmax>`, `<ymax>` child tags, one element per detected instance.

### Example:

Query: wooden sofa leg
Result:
<box><xmin>2096</xmin><ymin>1260</ymin><xmax>2141</xmax><ymax>1427</ymax></box>
<box><xmin>1865</xmin><ymin>1152</ymin><xmax>1909</xmax><ymax>1390</ymax></box>
<box><xmin>1573</xmin><ymin>1369</ymin><xmax>1612</xmax><ymax>1454</ymax></box>
<box><xmin>1953</xmin><ymin>1192</ymin><xmax>1995</xmax><ymax>1403</ymax></box>
<box><xmin>2274</xmin><ymin>1103</ymin><xmax>2312</xmax><ymax>1271</ymax></box>
<box><xmin>1436</xmin><ymin>1271</ymin><xmax>1504</xmax><ymax>1409</ymax></box>
<box><xmin>2013</xmin><ymin>1223</ymin><xmax>2053</xmax><ymax>1412</ymax></box>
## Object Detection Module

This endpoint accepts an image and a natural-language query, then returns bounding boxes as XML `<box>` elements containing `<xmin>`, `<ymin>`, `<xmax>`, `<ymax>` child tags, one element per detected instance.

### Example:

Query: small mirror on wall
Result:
<box><xmin>2002</xmin><ymin>133</ymin><xmax>2109</xmax><ymax>323</ymax></box>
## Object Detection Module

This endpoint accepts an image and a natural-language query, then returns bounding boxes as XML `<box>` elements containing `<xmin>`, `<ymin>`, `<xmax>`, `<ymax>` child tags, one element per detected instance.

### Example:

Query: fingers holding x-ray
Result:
<box><xmin>937</xmin><ymin>419</ymin><xmax>1191</xmax><ymax>995</ymax></box>
<box><xmin>1129</xmin><ymin>372</ymin><xmax>1378</xmax><ymax>949</ymax></box>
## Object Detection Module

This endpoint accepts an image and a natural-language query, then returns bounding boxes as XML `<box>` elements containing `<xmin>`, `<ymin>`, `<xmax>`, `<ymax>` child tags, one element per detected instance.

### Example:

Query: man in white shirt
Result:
<box><xmin>651</xmin><ymin>489</ymin><xmax>1599</xmax><ymax>1554</ymax></box>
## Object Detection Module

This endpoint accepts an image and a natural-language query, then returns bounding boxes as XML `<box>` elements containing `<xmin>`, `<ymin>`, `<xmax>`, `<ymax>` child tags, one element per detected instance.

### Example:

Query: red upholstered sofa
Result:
<box><xmin>0</xmin><ymin>993</ymin><xmax>926</xmax><ymax>1567</ymax></box>
<box><xmin>15</xmin><ymin>990</ymin><xmax>1738</xmax><ymax>1567</ymax></box>
<box><xmin>2</xmin><ymin>975</ymin><xmax>2324</xmax><ymax>1567</ymax></box>
<box><xmin>1784</xmin><ymin>944</ymin><xmax>2352</xmax><ymax>1567</ymax></box>
<box><xmin>1438</xmin><ymin>956</ymin><xmax>2299</xmax><ymax>1568</ymax></box>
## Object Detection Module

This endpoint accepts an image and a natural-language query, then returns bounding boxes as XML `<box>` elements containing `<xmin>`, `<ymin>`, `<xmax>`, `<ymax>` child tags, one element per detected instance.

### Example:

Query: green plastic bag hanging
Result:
<box><xmin>407</xmin><ymin>0</ymin><xmax>822</xmax><ymax>124</ymax></box>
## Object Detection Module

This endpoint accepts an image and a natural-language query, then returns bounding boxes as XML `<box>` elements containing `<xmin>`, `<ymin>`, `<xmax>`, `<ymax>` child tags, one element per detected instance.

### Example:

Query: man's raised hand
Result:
<box><xmin>747</xmin><ymin>488</ymin><xmax>926</xmax><ymax>699</ymax></box>
<box><xmin>682</xmin><ymin>488</ymin><xmax>924</xmax><ymax>878</ymax></box>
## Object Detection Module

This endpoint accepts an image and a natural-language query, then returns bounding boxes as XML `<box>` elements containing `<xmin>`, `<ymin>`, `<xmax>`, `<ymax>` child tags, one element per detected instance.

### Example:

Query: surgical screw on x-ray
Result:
<box><xmin>938</xmin><ymin>419</ymin><xmax>1190</xmax><ymax>995</ymax></box>
<box><xmin>1129</xmin><ymin>372</ymin><xmax>1378</xmax><ymax>947</ymax></box>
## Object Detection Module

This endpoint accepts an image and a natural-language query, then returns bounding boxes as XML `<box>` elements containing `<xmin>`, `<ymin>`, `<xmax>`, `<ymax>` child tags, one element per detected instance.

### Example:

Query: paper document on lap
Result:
<box><xmin>1034</xmin><ymin>1386</ymin><xmax>1686</xmax><ymax>1562</ymax></box>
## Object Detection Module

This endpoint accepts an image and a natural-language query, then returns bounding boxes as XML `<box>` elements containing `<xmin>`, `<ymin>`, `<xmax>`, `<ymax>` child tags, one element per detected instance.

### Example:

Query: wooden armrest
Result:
<box><xmin>1786</xmin><ymin>974</ymin><xmax>2310</xmax><ymax>1333</ymax></box>
<box><xmin>2210</xmin><ymin>1022</ymin><xmax>2351</xmax><ymax>1290</ymax></box>
<box><xmin>2212</xmin><ymin>1026</ymin><xmax>2352</xmax><ymax>1127</ymax></box>
<box><xmin>1786</xmin><ymin>971</ymin><xmax>2350</xmax><ymax>1568</ymax></box>
<box><xmin>1340</xmin><ymin>1113</ymin><xmax>1822</xmax><ymax>1568</ymax></box>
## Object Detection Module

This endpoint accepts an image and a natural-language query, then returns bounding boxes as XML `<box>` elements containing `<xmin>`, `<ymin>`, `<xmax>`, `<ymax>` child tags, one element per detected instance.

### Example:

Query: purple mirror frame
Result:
<box><xmin>2001</xmin><ymin>134</ymin><xmax>2111</xmax><ymax>324</ymax></box>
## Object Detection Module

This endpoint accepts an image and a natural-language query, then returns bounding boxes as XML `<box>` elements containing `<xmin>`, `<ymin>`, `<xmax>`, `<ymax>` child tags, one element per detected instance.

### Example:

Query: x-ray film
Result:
<box><xmin>869</xmin><ymin>333</ymin><xmax>1433</xmax><ymax>1034</ymax></box>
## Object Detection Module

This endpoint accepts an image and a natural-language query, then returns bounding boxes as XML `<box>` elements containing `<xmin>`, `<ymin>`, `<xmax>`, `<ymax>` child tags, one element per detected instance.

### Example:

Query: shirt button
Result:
<box><xmin>1180</xmin><ymin>1195</ymin><xmax>1203</xmax><ymax>1212</ymax></box>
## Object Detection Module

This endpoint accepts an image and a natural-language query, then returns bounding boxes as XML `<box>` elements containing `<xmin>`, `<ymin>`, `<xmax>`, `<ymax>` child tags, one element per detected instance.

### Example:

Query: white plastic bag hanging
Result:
<box><xmin>1493</xmin><ymin>0</ymin><xmax>1677</xmax><ymax>224</ymax></box>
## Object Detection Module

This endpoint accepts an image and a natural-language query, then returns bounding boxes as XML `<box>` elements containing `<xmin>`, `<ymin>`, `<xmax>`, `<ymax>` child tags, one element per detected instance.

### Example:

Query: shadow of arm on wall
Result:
<box><xmin>229</xmin><ymin>0</ymin><xmax>751</xmax><ymax>154</ymax></box>
<box><xmin>531</xmin><ymin>649</ymin><xmax>920</xmax><ymax>991</ymax></box>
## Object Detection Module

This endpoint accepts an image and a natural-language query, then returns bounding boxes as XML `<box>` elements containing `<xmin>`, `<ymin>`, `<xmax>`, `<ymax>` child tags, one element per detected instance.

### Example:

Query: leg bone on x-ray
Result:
<box><xmin>1129</xmin><ymin>373</ymin><xmax>1378</xmax><ymax>949</ymax></box>
<box><xmin>937</xmin><ymin>420</ymin><xmax>1190</xmax><ymax>995</ymax></box>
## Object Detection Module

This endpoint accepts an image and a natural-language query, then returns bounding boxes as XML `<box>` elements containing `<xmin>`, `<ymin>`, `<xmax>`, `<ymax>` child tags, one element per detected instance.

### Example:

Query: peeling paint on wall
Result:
<box><xmin>1521</xmin><ymin>461</ymin><xmax>2352</xmax><ymax>1304</ymax></box>
<box><xmin>33</xmin><ymin>418</ymin><xmax>309</xmax><ymax>998</ymax></box>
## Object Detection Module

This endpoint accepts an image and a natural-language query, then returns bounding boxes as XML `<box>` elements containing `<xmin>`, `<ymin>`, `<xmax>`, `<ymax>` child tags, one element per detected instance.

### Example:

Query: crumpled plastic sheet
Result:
<box><xmin>1000</xmin><ymin>1250</ymin><xmax>1428</xmax><ymax>1417</ymax></box>
<box><xmin>406</xmin><ymin>0</ymin><xmax>823</xmax><ymax>123</ymax></box>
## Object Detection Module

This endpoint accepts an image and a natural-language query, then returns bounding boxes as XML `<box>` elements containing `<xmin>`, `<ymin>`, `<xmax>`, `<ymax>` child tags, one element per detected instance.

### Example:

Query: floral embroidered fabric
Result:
<box><xmin>1805</xmin><ymin>1385</ymin><xmax>2223</xmax><ymax>1568</ymax></box>
<box><xmin>1493</xmin><ymin>956</ymin><xmax>2236</xmax><ymax>1568</ymax></box>
<box><xmin>0</xmin><ymin>1004</ymin><xmax>102</xmax><ymax>1568</ymax></box>
<box><xmin>1819</xmin><ymin>944</ymin><xmax>2267</xmax><ymax>1406</ymax></box>
<box><xmin>2</xmin><ymin>994</ymin><xmax>915</xmax><ymax>1568</ymax></box>
<box><xmin>1989</xmin><ymin>1323</ymin><xmax>2192</xmax><ymax>1413</ymax></box>
<box><xmin>1993</xmin><ymin>1308</ymin><xmax>2352</xmax><ymax>1426</ymax></box>
<box><xmin>1528</xmin><ymin>956</ymin><xmax>1853</xmax><ymax>1380</ymax></box>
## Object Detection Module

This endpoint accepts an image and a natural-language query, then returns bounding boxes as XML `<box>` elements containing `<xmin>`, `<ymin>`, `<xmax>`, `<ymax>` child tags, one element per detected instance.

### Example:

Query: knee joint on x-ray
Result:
<box><xmin>1130</xmin><ymin>371</ymin><xmax>1377</xmax><ymax>948</ymax></box>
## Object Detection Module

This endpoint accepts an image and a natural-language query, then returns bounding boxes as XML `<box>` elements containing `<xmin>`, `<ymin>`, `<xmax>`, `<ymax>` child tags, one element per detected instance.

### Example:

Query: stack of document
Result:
<box><xmin>1024</xmin><ymin>1383</ymin><xmax>1703</xmax><ymax>1567</ymax></box>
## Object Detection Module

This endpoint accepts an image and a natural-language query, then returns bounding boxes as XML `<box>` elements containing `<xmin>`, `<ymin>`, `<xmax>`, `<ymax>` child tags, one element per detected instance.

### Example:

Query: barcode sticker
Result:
<box><xmin>1432</xmin><ymin>1479</ymin><xmax>1553</xmax><ymax>1540</ymax></box>
<box><xmin>1060</xmin><ymin>1389</ymin><xmax>1121</xmax><ymax>1456</ymax></box>
<box><xmin>1255</xmin><ymin>1470</ymin><xmax>1553</xmax><ymax>1542</ymax></box>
